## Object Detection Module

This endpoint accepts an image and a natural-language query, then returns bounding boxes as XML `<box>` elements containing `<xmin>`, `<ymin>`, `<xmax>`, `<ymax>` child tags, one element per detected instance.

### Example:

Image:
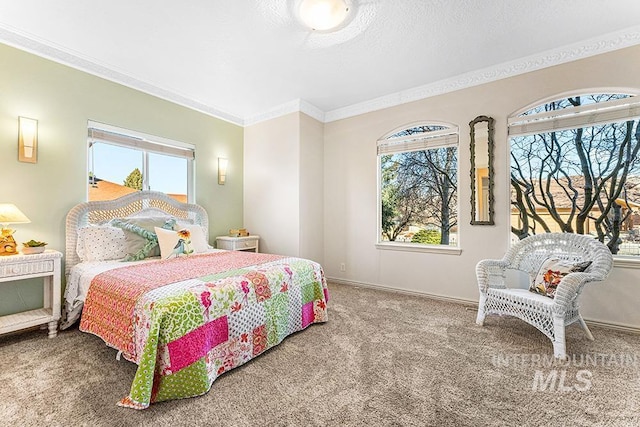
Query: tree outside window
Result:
<box><xmin>510</xmin><ymin>93</ymin><xmax>640</xmax><ymax>256</ymax></box>
<box><xmin>378</xmin><ymin>125</ymin><xmax>458</xmax><ymax>246</ymax></box>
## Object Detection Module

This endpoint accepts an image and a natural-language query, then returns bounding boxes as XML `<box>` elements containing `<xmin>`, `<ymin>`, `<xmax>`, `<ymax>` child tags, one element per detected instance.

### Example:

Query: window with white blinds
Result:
<box><xmin>509</xmin><ymin>94</ymin><xmax>640</xmax><ymax>137</ymax></box>
<box><xmin>87</xmin><ymin>121</ymin><xmax>195</xmax><ymax>203</ymax></box>
<box><xmin>377</xmin><ymin>126</ymin><xmax>459</xmax><ymax>155</ymax></box>
<box><xmin>377</xmin><ymin>123</ymin><xmax>459</xmax><ymax>249</ymax></box>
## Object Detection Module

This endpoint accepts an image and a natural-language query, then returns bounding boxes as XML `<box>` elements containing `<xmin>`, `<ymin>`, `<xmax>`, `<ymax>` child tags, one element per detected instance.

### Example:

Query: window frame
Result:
<box><xmin>376</xmin><ymin>121</ymin><xmax>461</xmax><ymax>255</ymax></box>
<box><xmin>507</xmin><ymin>90</ymin><xmax>640</xmax><ymax>267</ymax></box>
<box><xmin>87</xmin><ymin>121</ymin><xmax>195</xmax><ymax>203</ymax></box>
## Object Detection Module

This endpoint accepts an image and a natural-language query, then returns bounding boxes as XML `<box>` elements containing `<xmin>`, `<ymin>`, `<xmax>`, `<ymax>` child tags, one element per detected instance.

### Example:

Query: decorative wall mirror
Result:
<box><xmin>469</xmin><ymin>115</ymin><xmax>495</xmax><ymax>225</ymax></box>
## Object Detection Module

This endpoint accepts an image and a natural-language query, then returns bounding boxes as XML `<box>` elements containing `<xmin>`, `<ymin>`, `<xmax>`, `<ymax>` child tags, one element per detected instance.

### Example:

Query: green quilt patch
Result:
<box><xmin>198</xmin><ymin>268</ymin><xmax>249</xmax><ymax>282</ymax></box>
<box><xmin>154</xmin><ymin>360</ymin><xmax>210</xmax><ymax>403</ymax></box>
<box><xmin>301</xmin><ymin>281</ymin><xmax>323</xmax><ymax>304</ymax></box>
<box><xmin>264</xmin><ymin>292</ymin><xmax>289</xmax><ymax>347</ymax></box>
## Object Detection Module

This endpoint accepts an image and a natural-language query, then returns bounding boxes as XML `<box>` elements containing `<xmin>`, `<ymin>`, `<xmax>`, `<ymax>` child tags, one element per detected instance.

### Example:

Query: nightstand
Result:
<box><xmin>216</xmin><ymin>235</ymin><xmax>260</xmax><ymax>253</ymax></box>
<box><xmin>0</xmin><ymin>250</ymin><xmax>63</xmax><ymax>338</ymax></box>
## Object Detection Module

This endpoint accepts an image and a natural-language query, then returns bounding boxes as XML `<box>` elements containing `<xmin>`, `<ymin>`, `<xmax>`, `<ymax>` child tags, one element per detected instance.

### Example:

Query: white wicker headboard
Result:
<box><xmin>65</xmin><ymin>191</ymin><xmax>209</xmax><ymax>276</ymax></box>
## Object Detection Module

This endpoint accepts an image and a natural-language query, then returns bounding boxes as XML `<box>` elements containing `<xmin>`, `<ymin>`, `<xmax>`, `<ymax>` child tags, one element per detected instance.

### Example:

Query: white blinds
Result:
<box><xmin>88</xmin><ymin>126</ymin><xmax>195</xmax><ymax>160</ymax></box>
<box><xmin>377</xmin><ymin>127</ymin><xmax>458</xmax><ymax>155</ymax></box>
<box><xmin>508</xmin><ymin>95</ymin><xmax>640</xmax><ymax>137</ymax></box>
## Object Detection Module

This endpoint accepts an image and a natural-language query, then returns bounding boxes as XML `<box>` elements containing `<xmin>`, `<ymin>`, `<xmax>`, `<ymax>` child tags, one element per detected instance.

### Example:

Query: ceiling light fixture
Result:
<box><xmin>299</xmin><ymin>0</ymin><xmax>349</xmax><ymax>31</ymax></box>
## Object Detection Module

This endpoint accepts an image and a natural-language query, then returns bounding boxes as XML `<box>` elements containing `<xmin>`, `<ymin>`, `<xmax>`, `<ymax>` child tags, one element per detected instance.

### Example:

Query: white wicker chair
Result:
<box><xmin>476</xmin><ymin>233</ymin><xmax>613</xmax><ymax>359</ymax></box>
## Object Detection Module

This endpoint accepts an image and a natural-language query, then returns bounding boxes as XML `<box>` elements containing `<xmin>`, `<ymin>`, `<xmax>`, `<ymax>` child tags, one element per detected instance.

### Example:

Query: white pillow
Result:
<box><xmin>155</xmin><ymin>225</ymin><xmax>209</xmax><ymax>259</ymax></box>
<box><xmin>77</xmin><ymin>226</ymin><xmax>127</xmax><ymax>262</ymax></box>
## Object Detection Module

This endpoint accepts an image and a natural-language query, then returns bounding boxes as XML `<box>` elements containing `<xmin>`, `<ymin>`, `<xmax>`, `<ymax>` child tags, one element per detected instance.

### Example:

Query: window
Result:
<box><xmin>377</xmin><ymin>123</ymin><xmax>459</xmax><ymax>249</ymax></box>
<box><xmin>88</xmin><ymin>121</ymin><xmax>195</xmax><ymax>203</ymax></box>
<box><xmin>509</xmin><ymin>93</ymin><xmax>640</xmax><ymax>256</ymax></box>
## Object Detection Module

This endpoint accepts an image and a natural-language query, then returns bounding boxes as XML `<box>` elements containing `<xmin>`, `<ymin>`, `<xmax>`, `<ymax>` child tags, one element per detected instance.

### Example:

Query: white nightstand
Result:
<box><xmin>216</xmin><ymin>235</ymin><xmax>260</xmax><ymax>253</ymax></box>
<box><xmin>0</xmin><ymin>250</ymin><xmax>63</xmax><ymax>338</ymax></box>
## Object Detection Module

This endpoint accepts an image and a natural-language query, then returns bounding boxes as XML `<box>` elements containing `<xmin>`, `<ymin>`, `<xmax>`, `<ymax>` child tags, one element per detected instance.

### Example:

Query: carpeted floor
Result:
<box><xmin>1</xmin><ymin>282</ymin><xmax>639</xmax><ymax>427</ymax></box>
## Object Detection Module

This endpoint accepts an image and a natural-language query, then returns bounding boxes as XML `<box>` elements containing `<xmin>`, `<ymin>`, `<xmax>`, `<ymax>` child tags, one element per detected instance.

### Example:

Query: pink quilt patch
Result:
<box><xmin>168</xmin><ymin>316</ymin><xmax>229</xmax><ymax>372</ymax></box>
<box><xmin>302</xmin><ymin>301</ymin><xmax>314</xmax><ymax>328</ymax></box>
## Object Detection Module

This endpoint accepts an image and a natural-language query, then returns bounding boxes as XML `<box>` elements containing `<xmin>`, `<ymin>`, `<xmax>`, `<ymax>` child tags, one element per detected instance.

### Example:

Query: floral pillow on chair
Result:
<box><xmin>530</xmin><ymin>258</ymin><xmax>592</xmax><ymax>298</ymax></box>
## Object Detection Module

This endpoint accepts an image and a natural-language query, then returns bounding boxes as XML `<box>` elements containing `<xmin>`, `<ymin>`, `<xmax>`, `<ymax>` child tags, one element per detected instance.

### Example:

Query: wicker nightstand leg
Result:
<box><xmin>47</xmin><ymin>320</ymin><xmax>58</xmax><ymax>338</ymax></box>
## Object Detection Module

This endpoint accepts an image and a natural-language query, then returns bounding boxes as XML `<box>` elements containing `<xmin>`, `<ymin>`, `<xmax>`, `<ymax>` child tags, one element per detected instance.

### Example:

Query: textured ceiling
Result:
<box><xmin>1</xmin><ymin>0</ymin><xmax>640</xmax><ymax>125</ymax></box>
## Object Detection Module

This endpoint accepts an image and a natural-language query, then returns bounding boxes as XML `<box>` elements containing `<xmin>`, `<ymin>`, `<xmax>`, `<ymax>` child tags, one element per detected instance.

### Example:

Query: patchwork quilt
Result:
<box><xmin>79</xmin><ymin>251</ymin><xmax>329</xmax><ymax>409</ymax></box>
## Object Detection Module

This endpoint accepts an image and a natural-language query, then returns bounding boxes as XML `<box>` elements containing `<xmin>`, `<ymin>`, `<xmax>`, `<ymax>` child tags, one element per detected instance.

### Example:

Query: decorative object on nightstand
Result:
<box><xmin>216</xmin><ymin>235</ymin><xmax>260</xmax><ymax>253</ymax></box>
<box><xmin>0</xmin><ymin>203</ymin><xmax>31</xmax><ymax>256</ymax></box>
<box><xmin>22</xmin><ymin>240</ymin><xmax>47</xmax><ymax>255</ymax></box>
<box><xmin>228</xmin><ymin>228</ymin><xmax>249</xmax><ymax>237</ymax></box>
<box><xmin>0</xmin><ymin>249</ymin><xmax>63</xmax><ymax>338</ymax></box>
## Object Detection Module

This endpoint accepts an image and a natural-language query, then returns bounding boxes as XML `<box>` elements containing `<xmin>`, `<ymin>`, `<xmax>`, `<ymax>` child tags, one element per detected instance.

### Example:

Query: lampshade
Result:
<box><xmin>0</xmin><ymin>204</ymin><xmax>31</xmax><ymax>225</ymax></box>
<box><xmin>299</xmin><ymin>0</ymin><xmax>349</xmax><ymax>31</ymax></box>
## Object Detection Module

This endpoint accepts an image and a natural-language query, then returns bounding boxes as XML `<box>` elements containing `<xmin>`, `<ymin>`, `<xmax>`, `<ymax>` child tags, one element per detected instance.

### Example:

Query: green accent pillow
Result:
<box><xmin>111</xmin><ymin>217</ymin><xmax>177</xmax><ymax>261</ymax></box>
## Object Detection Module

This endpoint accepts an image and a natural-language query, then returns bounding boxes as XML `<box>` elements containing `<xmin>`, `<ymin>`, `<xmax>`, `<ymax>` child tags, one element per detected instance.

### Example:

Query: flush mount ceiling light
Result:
<box><xmin>299</xmin><ymin>0</ymin><xmax>349</xmax><ymax>31</ymax></box>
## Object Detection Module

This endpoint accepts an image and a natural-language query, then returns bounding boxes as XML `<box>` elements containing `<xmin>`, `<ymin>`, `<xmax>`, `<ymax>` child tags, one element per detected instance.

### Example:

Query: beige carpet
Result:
<box><xmin>1</xmin><ymin>282</ymin><xmax>639</xmax><ymax>427</ymax></box>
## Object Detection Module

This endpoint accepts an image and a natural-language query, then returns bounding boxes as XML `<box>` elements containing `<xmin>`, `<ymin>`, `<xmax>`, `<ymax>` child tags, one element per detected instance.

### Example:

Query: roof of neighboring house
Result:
<box><xmin>512</xmin><ymin>175</ymin><xmax>640</xmax><ymax>210</ymax></box>
<box><xmin>167</xmin><ymin>193</ymin><xmax>187</xmax><ymax>203</ymax></box>
<box><xmin>89</xmin><ymin>179</ymin><xmax>137</xmax><ymax>201</ymax></box>
<box><xmin>89</xmin><ymin>179</ymin><xmax>187</xmax><ymax>203</ymax></box>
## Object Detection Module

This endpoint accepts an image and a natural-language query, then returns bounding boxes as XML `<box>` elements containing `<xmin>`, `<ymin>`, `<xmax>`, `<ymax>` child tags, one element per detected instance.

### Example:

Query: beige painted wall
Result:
<box><xmin>244</xmin><ymin>112</ymin><xmax>324</xmax><ymax>262</ymax></box>
<box><xmin>323</xmin><ymin>44</ymin><xmax>640</xmax><ymax>328</ymax></box>
<box><xmin>299</xmin><ymin>113</ymin><xmax>324</xmax><ymax>263</ymax></box>
<box><xmin>244</xmin><ymin>112</ymin><xmax>300</xmax><ymax>256</ymax></box>
<box><xmin>0</xmin><ymin>43</ymin><xmax>243</xmax><ymax>316</ymax></box>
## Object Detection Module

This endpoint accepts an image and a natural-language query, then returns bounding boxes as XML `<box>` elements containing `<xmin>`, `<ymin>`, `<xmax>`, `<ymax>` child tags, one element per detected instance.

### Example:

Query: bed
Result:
<box><xmin>62</xmin><ymin>191</ymin><xmax>329</xmax><ymax>409</ymax></box>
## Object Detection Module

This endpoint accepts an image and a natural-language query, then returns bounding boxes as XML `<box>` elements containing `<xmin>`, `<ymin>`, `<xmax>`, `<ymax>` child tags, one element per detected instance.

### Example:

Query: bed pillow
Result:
<box><xmin>155</xmin><ymin>225</ymin><xmax>209</xmax><ymax>259</ymax></box>
<box><xmin>111</xmin><ymin>217</ymin><xmax>176</xmax><ymax>261</ymax></box>
<box><xmin>77</xmin><ymin>226</ymin><xmax>127</xmax><ymax>262</ymax></box>
<box><xmin>530</xmin><ymin>257</ymin><xmax>592</xmax><ymax>298</ymax></box>
<box><xmin>175</xmin><ymin>218</ymin><xmax>195</xmax><ymax>229</ymax></box>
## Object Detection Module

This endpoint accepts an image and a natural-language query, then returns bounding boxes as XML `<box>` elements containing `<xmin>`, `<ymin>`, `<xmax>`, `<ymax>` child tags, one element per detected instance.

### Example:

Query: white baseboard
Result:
<box><xmin>326</xmin><ymin>276</ymin><xmax>640</xmax><ymax>334</ymax></box>
<box><xmin>327</xmin><ymin>276</ymin><xmax>478</xmax><ymax>306</ymax></box>
<box><xmin>582</xmin><ymin>319</ymin><xmax>640</xmax><ymax>334</ymax></box>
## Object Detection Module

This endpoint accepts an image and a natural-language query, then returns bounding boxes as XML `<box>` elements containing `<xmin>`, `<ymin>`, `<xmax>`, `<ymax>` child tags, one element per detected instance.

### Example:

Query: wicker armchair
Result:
<box><xmin>476</xmin><ymin>233</ymin><xmax>613</xmax><ymax>359</ymax></box>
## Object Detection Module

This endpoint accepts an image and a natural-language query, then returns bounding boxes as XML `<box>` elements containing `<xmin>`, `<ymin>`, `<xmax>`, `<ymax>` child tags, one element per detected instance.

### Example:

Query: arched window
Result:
<box><xmin>377</xmin><ymin>123</ymin><xmax>459</xmax><ymax>249</ymax></box>
<box><xmin>509</xmin><ymin>92</ymin><xmax>640</xmax><ymax>256</ymax></box>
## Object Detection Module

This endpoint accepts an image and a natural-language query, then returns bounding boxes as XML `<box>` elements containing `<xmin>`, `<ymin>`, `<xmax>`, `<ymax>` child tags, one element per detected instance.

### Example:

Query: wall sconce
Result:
<box><xmin>18</xmin><ymin>116</ymin><xmax>38</xmax><ymax>163</ymax></box>
<box><xmin>218</xmin><ymin>157</ymin><xmax>229</xmax><ymax>185</ymax></box>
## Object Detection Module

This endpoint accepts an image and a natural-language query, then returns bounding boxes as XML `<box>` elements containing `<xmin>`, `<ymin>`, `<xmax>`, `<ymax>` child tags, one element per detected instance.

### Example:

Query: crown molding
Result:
<box><xmin>0</xmin><ymin>23</ymin><xmax>244</xmax><ymax>126</ymax></box>
<box><xmin>298</xmin><ymin>99</ymin><xmax>326</xmax><ymax>123</ymax></box>
<box><xmin>243</xmin><ymin>99</ymin><xmax>302</xmax><ymax>126</ymax></box>
<box><xmin>323</xmin><ymin>25</ymin><xmax>640</xmax><ymax>123</ymax></box>
<box><xmin>1</xmin><ymin>22</ymin><xmax>639</xmax><ymax>127</ymax></box>
<box><xmin>244</xmin><ymin>99</ymin><xmax>325</xmax><ymax>126</ymax></box>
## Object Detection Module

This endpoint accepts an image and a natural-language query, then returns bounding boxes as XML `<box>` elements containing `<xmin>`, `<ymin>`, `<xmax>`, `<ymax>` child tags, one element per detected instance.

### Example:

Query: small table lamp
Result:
<box><xmin>0</xmin><ymin>204</ymin><xmax>31</xmax><ymax>256</ymax></box>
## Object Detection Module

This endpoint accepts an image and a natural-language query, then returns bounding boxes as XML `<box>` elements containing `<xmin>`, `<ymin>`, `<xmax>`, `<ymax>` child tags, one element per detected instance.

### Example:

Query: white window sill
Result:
<box><xmin>613</xmin><ymin>256</ymin><xmax>640</xmax><ymax>269</ymax></box>
<box><xmin>375</xmin><ymin>242</ymin><xmax>462</xmax><ymax>255</ymax></box>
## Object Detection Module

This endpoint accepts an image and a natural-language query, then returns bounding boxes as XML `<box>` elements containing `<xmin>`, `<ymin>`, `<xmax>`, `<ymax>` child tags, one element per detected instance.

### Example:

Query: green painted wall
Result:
<box><xmin>0</xmin><ymin>43</ymin><xmax>244</xmax><ymax>316</ymax></box>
